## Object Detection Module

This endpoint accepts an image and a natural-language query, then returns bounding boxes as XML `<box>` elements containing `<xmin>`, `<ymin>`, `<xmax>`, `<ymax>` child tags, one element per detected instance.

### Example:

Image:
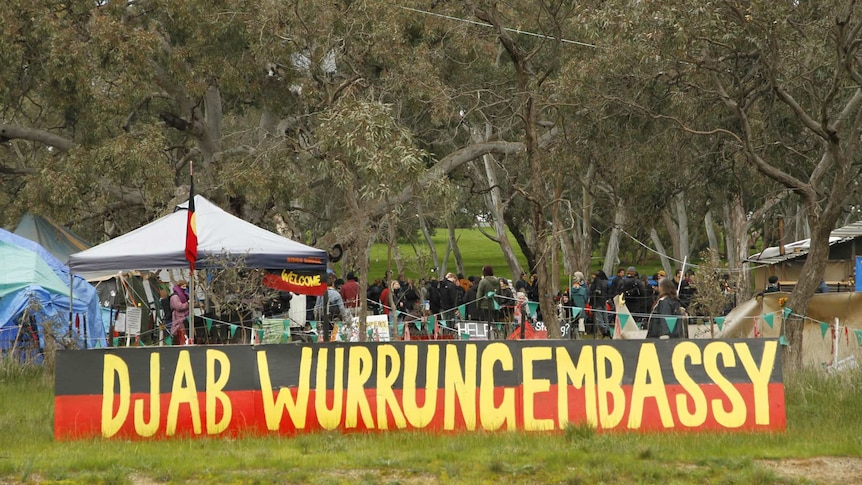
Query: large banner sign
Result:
<box><xmin>54</xmin><ymin>339</ymin><xmax>785</xmax><ymax>439</ymax></box>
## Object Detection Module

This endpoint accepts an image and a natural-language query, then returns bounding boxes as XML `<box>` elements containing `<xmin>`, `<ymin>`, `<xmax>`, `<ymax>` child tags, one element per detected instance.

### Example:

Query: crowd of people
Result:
<box><xmin>307</xmin><ymin>264</ymin><xmax>705</xmax><ymax>341</ymax></box>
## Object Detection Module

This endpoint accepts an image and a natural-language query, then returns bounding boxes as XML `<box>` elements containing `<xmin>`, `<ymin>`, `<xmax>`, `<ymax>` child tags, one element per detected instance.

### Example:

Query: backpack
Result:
<box><xmin>160</xmin><ymin>294</ymin><xmax>175</xmax><ymax>325</ymax></box>
<box><xmin>622</xmin><ymin>278</ymin><xmax>642</xmax><ymax>299</ymax></box>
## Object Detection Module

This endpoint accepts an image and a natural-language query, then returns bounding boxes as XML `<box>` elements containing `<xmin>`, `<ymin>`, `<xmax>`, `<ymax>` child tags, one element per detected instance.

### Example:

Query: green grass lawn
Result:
<box><xmin>3</xmin><ymin>364</ymin><xmax>861</xmax><ymax>484</ymax></box>
<box><xmin>335</xmin><ymin>227</ymin><xmax>665</xmax><ymax>287</ymax></box>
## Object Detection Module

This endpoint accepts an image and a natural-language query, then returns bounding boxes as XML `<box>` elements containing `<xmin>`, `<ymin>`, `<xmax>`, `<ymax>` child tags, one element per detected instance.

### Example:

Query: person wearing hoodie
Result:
<box><xmin>569</xmin><ymin>271</ymin><xmax>589</xmax><ymax>337</ymax></box>
<box><xmin>476</xmin><ymin>265</ymin><xmax>501</xmax><ymax>339</ymax></box>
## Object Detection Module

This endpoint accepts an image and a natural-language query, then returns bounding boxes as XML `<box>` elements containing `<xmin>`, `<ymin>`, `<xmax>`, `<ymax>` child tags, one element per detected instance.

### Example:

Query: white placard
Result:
<box><xmin>126</xmin><ymin>307</ymin><xmax>142</xmax><ymax>336</ymax></box>
<box><xmin>366</xmin><ymin>314</ymin><xmax>391</xmax><ymax>342</ymax></box>
<box><xmin>114</xmin><ymin>312</ymin><xmax>126</xmax><ymax>333</ymax></box>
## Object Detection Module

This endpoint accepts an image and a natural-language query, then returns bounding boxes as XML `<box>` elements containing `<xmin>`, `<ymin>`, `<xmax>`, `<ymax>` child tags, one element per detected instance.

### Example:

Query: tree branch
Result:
<box><xmin>0</xmin><ymin>124</ymin><xmax>74</xmax><ymax>151</ymax></box>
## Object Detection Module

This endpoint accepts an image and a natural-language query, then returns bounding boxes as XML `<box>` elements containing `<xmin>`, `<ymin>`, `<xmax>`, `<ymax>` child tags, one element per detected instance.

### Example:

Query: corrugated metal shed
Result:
<box><xmin>745</xmin><ymin>220</ymin><xmax>862</xmax><ymax>265</ymax></box>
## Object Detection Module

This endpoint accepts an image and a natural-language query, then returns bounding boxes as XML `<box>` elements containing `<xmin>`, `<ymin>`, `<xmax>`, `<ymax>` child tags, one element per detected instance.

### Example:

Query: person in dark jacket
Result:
<box><xmin>590</xmin><ymin>270</ymin><xmax>610</xmax><ymax>337</ymax></box>
<box><xmin>440</xmin><ymin>273</ymin><xmax>463</xmax><ymax>322</ymax></box>
<box><xmin>647</xmin><ymin>277</ymin><xmax>685</xmax><ymax>339</ymax></box>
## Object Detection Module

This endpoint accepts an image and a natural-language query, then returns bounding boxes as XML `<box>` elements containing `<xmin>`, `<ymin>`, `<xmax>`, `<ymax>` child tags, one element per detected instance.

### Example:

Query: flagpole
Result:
<box><xmin>186</xmin><ymin>161</ymin><xmax>198</xmax><ymax>345</ymax></box>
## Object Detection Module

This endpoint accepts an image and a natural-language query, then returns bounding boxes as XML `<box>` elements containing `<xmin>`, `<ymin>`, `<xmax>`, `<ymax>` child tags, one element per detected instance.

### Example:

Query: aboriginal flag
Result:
<box><xmin>185</xmin><ymin>164</ymin><xmax>198</xmax><ymax>270</ymax></box>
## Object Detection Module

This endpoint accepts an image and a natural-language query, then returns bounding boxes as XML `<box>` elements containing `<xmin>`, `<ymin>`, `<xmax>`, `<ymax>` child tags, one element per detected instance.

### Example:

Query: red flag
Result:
<box><xmin>185</xmin><ymin>164</ymin><xmax>198</xmax><ymax>270</ymax></box>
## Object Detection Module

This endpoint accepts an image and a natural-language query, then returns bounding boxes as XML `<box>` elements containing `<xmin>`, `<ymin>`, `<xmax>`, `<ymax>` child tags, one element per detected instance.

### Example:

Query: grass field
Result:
<box><xmin>338</xmin><ymin>227</ymin><xmax>662</xmax><ymax>284</ymax></box>
<box><xmin>4</xmin><ymin>362</ymin><xmax>862</xmax><ymax>484</ymax></box>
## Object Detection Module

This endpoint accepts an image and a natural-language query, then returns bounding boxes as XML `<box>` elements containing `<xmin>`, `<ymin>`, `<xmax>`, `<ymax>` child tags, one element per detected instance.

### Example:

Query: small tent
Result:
<box><xmin>0</xmin><ymin>229</ymin><xmax>104</xmax><ymax>355</ymax></box>
<box><xmin>69</xmin><ymin>196</ymin><xmax>327</xmax><ymax>275</ymax></box>
<box><xmin>13</xmin><ymin>214</ymin><xmax>91</xmax><ymax>264</ymax></box>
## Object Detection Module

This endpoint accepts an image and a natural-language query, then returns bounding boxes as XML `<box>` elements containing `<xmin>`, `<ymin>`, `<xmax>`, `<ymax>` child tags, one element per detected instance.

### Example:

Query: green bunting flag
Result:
<box><xmin>527</xmin><ymin>301</ymin><xmax>539</xmax><ymax>318</ymax></box>
<box><xmin>113</xmin><ymin>338</ymin><xmax>120</xmax><ymax>347</ymax></box>
<box><xmin>257</xmin><ymin>329</ymin><xmax>264</xmax><ymax>342</ymax></box>
<box><xmin>415</xmin><ymin>321</ymin><xmax>421</xmax><ymax>330</ymax></box>
<box><xmin>283</xmin><ymin>320</ymin><xmax>290</xmax><ymax>330</ymax></box>
<box><xmin>493</xmin><ymin>299</ymin><xmax>500</xmax><ymax>310</ymax></box>
<box><xmin>461</xmin><ymin>332</ymin><xmax>470</xmax><ymax>340</ymax></box>
<box><xmin>779</xmin><ymin>335</ymin><xmax>789</xmax><ymax>346</ymax></box>
<box><xmin>666</xmin><ymin>316</ymin><xmax>677</xmax><ymax>334</ymax></box>
<box><xmin>229</xmin><ymin>324</ymin><xmax>238</xmax><ymax>338</ymax></box>
<box><xmin>619</xmin><ymin>313</ymin><xmax>631</xmax><ymax>329</ymax></box>
<box><xmin>572</xmin><ymin>307</ymin><xmax>582</xmax><ymax>319</ymax></box>
<box><xmin>458</xmin><ymin>304</ymin><xmax>466</xmax><ymax>316</ymax></box>
<box><xmin>820</xmin><ymin>322</ymin><xmax>829</xmax><ymax>338</ymax></box>
<box><xmin>165</xmin><ymin>336</ymin><xmax>173</xmax><ymax>346</ymax></box>
<box><xmin>763</xmin><ymin>313</ymin><xmax>774</xmax><ymax>328</ymax></box>
<box><xmin>204</xmin><ymin>317</ymin><xmax>213</xmax><ymax>331</ymax></box>
<box><xmin>855</xmin><ymin>329</ymin><xmax>862</xmax><ymax>347</ymax></box>
<box><xmin>283</xmin><ymin>331</ymin><xmax>291</xmax><ymax>343</ymax></box>
<box><xmin>429</xmin><ymin>315</ymin><xmax>436</xmax><ymax>326</ymax></box>
<box><xmin>714</xmin><ymin>316</ymin><xmax>725</xmax><ymax>331</ymax></box>
<box><xmin>783</xmin><ymin>307</ymin><xmax>792</xmax><ymax>319</ymax></box>
<box><xmin>609</xmin><ymin>326</ymin><xmax>615</xmax><ymax>337</ymax></box>
<box><xmin>398</xmin><ymin>323</ymin><xmax>405</xmax><ymax>337</ymax></box>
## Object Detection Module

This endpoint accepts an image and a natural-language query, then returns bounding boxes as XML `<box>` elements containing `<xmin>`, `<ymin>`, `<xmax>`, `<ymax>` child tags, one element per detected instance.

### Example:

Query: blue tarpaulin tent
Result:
<box><xmin>0</xmin><ymin>229</ymin><xmax>104</xmax><ymax>355</ymax></box>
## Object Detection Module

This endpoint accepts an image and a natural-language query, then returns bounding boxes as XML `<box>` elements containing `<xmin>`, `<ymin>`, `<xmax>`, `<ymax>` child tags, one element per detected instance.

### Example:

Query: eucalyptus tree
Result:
<box><xmin>633</xmin><ymin>1</ymin><xmax>862</xmax><ymax>369</ymax></box>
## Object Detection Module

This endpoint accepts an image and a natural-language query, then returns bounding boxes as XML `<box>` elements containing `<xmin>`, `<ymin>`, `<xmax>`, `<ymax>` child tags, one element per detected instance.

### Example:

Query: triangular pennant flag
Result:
<box><xmin>527</xmin><ymin>301</ymin><xmax>539</xmax><ymax>318</ymax></box>
<box><xmin>113</xmin><ymin>337</ymin><xmax>119</xmax><ymax>347</ymax></box>
<box><xmin>165</xmin><ymin>336</ymin><xmax>173</xmax><ymax>346</ymax></box>
<box><xmin>783</xmin><ymin>307</ymin><xmax>792</xmax><ymax>319</ymax></box>
<box><xmin>283</xmin><ymin>320</ymin><xmax>290</xmax><ymax>330</ymax></box>
<box><xmin>204</xmin><ymin>317</ymin><xmax>213</xmax><ymax>331</ymax></box>
<box><xmin>283</xmin><ymin>331</ymin><xmax>290</xmax><ymax>342</ymax></box>
<box><xmin>666</xmin><ymin>316</ymin><xmax>677</xmax><ymax>334</ymax></box>
<box><xmin>609</xmin><ymin>325</ymin><xmax>615</xmax><ymax>337</ymax></box>
<box><xmin>403</xmin><ymin>324</ymin><xmax>411</xmax><ymax>341</ymax></box>
<box><xmin>257</xmin><ymin>329</ymin><xmax>264</xmax><ymax>342</ymax></box>
<box><xmin>779</xmin><ymin>335</ymin><xmax>789</xmax><ymax>346</ymax></box>
<box><xmin>753</xmin><ymin>320</ymin><xmax>760</xmax><ymax>338</ymax></box>
<box><xmin>572</xmin><ymin>307</ymin><xmax>582</xmax><ymax>319</ymax></box>
<box><xmin>397</xmin><ymin>323</ymin><xmax>405</xmax><ymax>337</ymax></box>
<box><xmin>493</xmin><ymin>299</ymin><xmax>500</xmax><ymax>310</ymax></box>
<box><xmin>820</xmin><ymin>322</ymin><xmax>829</xmax><ymax>338</ymax></box>
<box><xmin>415</xmin><ymin>321</ymin><xmax>422</xmax><ymax>330</ymax></box>
<box><xmin>763</xmin><ymin>313</ymin><xmax>774</xmax><ymax>328</ymax></box>
<box><xmin>715</xmin><ymin>316</ymin><xmax>725</xmax><ymax>331</ymax></box>
<box><xmin>619</xmin><ymin>313</ymin><xmax>631</xmax><ymax>329</ymax></box>
<box><xmin>230</xmin><ymin>324</ymin><xmax>238</xmax><ymax>338</ymax></box>
<box><xmin>429</xmin><ymin>315</ymin><xmax>436</xmax><ymax>327</ymax></box>
<box><xmin>855</xmin><ymin>329</ymin><xmax>862</xmax><ymax>347</ymax></box>
<box><xmin>458</xmin><ymin>304</ymin><xmax>466</xmax><ymax>317</ymax></box>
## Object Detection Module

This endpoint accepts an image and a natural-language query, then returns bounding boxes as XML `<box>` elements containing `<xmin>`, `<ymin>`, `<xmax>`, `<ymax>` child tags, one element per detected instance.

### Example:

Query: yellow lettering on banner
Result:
<box><xmin>280</xmin><ymin>270</ymin><xmax>321</xmax><ymax>287</ymax></box>
<box><xmin>166</xmin><ymin>350</ymin><xmax>202</xmax><ymax>436</ymax></box>
<box><xmin>479</xmin><ymin>343</ymin><xmax>515</xmax><ymax>431</ymax></box>
<box><xmin>402</xmin><ymin>344</ymin><xmax>438</xmax><ymax>429</ymax></box>
<box><xmin>734</xmin><ymin>341</ymin><xmax>777</xmax><ymax>426</ymax></box>
<box><xmin>345</xmin><ymin>346</ymin><xmax>374</xmax><ymax>429</ymax></box>
<box><xmin>556</xmin><ymin>346</ymin><xmax>597</xmax><ymax>428</ymax></box>
<box><xmin>258</xmin><ymin>348</ymin><xmax>311</xmax><ymax>430</ymax></box>
<box><xmin>316</xmin><ymin>347</ymin><xmax>345</xmax><ymax>430</ymax></box>
<box><xmin>628</xmin><ymin>344</ymin><xmax>673</xmax><ymax>429</ymax></box>
<box><xmin>133</xmin><ymin>353</ymin><xmax>160</xmax><ymax>437</ymax></box>
<box><xmin>522</xmin><ymin>347</ymin><xmax>553</xmax><ymax>431</ymax></box>
<box><xmin>377</xmin><ymin>345</ymin><xmax>407</xmax><ymax>429</ymax></box>
<box><xmin>596</xmin><ymin>345</ymin><xmax>625</xmax><ymax>428</ymax></box>
<box><xmin>704</xmin><ymin>342</ymin><xmax>746</xmax><ymax>428</ymax></box>
<box><xmin>671</xmin><ymin>342</ymin><xmax>707</xmax><ymax>427</ymax></box>
<box><xmin>205</xmin><ymin>350</ymin><xmax>231</xmax><ymax>434</ymax></box>
<box><xmin>444</xmin><ymin>344</ymin><xmax>477</xmax><ymax>430</ymax></box>
<box><xmin>102</xmin><ymin>354</ymin><xmax>130</xmax><ymax>438</ymax></box>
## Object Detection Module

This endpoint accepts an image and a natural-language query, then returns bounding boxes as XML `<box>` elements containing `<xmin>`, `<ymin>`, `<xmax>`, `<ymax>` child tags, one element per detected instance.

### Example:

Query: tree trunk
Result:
<box><xmin>704</xmin><ymin>209</ymin><xmax>720</xmax><ymax>263</ymax></box>
<box><xmin>416</xmin><ymin>201</ymin><xmax>440</xmax><ymax>275</ymax></box>
<box><xmin>448</xmin><ymin>219</ymin><xmax>464</xmax><ymax>276</ymax></box>
<box><xmin>602</xmin><ymin>199</ymin><xmax>625</xmax><ymax>276</ymax></box>
<box><xmin>649</xmin><ymin>227</ymin><xmax>673</xmax><ymax>276</ymax></box>
<box><xmin>483</xmin><ymin>151</ymin><xmax>523</xmax><ymax>280</ymax></box>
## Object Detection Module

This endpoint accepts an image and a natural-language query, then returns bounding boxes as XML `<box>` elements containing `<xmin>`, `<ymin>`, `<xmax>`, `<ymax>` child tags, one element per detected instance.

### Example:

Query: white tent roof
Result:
<box><xmin>68</xmin><ymin>196</ymin><xmax>327</xmax><ymax>273</ymax></box>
